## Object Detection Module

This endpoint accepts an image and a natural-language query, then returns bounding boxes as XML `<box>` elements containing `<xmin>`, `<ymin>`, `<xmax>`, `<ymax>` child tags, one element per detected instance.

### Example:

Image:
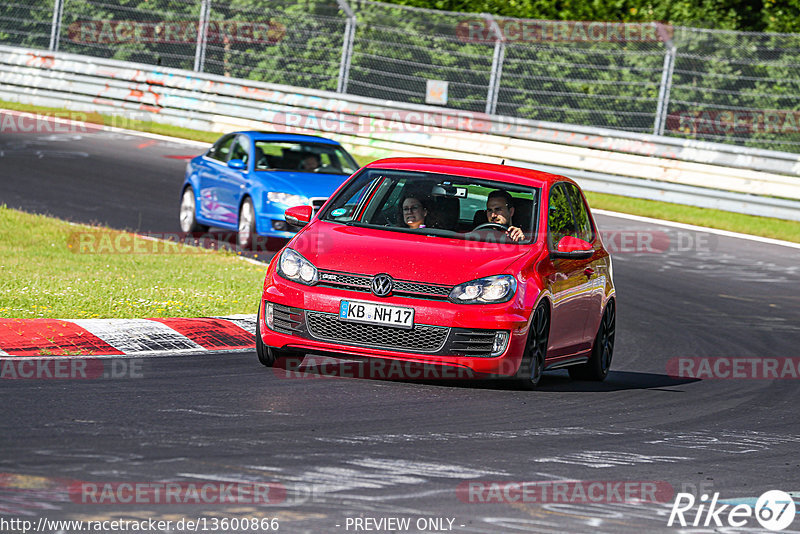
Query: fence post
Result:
<box><xmin>653</xmin><ymin>27</ymin><xmax>676</xmax><ymax>136</ymax></box>
<box><xmin>484</xmin><ymin>14</ymin><xmax>505</xmax><ymax>115</ymax></box>
<box><xmin>336</xmin><ymin>0</ymin><xmax>356</xmax><ymax>93</ymax></box>
<box><xmin>49</xmin><ymin>0</ymin><xmax>65</xmax><ymax>52</ymax></box>
<box><xmin>194</xmin><ymin>0</ymin><xmax>211</xmax><ymax>72</ymax></box>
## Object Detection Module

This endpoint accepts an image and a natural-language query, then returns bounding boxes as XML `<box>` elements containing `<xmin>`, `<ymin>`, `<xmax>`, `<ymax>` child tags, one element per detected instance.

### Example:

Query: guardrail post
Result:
<box><xmin>654</xmin><ymin>37</ymin><xmax>676</xmax><ymax>136</ymax></box>
<box><xmin>336</xmin><ymin>0</ymin><xmax>356</xmax><ymax>93</ymax></box>
<box><xmin>484</xmin><ymin>14</ymin><xmax>505</xmax><ymax>115</ymax></box>
<box><xmin>49</xmin><ymin>0</ymin><xmax>65</xmax><ymax>52</ymax></box>
<box><xmin>194</xmin><ymin>0</ymin><xmax>211</xmax><ymax>72</ymax></box>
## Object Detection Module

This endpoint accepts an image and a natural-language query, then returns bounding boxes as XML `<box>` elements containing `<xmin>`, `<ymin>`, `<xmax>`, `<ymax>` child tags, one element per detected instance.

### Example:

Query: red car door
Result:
<box><xmin>564</xmin><ymin>182</ymin><xmax>608</xmax><ymax>344</ymax></box>
<box><xmin>544</xmin><ymin>182</ymin><xmax>595</xmax><ymax>359</ymax></box>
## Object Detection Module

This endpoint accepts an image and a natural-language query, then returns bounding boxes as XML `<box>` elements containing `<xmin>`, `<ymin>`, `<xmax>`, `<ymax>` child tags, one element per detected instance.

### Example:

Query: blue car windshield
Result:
<box><xmin>319</xmin><ymin>169</ymin><xmax>540</xmax><ymax>245</ymax></box>
<box><xmin>253</xmin><ymin>141</ymin><xmax>358</xmax><ymax>175</ymax></box>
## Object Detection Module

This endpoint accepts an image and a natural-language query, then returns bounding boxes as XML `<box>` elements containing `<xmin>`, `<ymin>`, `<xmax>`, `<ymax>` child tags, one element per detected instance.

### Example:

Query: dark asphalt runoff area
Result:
<box><xmin>2</xmin><ymin>129</ymin><xmax>800</xmax><ymax>533</ymax></box>
<box><xmin>0</xmin><ymin>130</ymin><xmax>203</xmax><ymax>233</ymax></box>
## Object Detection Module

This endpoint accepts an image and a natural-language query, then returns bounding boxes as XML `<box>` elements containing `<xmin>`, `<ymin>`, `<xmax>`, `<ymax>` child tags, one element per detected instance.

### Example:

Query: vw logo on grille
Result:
<box><xmin>371</xmin><ymin>274</ymin><xmax>393</xmax><ymax>297</ymax></box>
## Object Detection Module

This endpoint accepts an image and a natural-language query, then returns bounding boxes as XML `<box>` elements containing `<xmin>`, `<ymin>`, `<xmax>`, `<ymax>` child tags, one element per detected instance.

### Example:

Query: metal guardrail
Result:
<box><xmin>1</xmin><ymin>44</ymin><xmax>799</xmax><ymax>221</ymax></box>
<box><xmin>0</xmin><ymin>0</ymin><xmax>800</xmax><ymax>153</ymax></box>
<box><xmin>4</xmin><ymin>0</ymin><xmax>800</xmax><ymax>154</ymax></box>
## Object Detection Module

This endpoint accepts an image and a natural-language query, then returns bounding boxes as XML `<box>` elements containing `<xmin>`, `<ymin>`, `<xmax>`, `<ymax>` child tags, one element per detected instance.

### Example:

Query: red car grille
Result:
<box><xmin>306</xmin><ymin>312</ymin><xmax>448</xmax><ymax>352</ymax></box>
<box><xmin>269</xmin><ymin>303</ymin><xmax>498</xmax><ymax>358</ymax></box>
<box><xmin>448</xmin><ymin>329</ymin><xmax>497</xmax><ymax>356</ymax></box>
<box><xmin>272</xmin><ymin>304</ymin><xmax>303</xmax><ymax>334</ymax></box>
<box><xmin>316</xmin><ymin>270</ymin><xmax>451</xmax><ymax>300</ymax></box>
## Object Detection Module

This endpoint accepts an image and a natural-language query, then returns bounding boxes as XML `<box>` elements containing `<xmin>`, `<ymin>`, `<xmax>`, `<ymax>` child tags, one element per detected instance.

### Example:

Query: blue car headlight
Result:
<box><xmin>267</xmin><ymin>192</ymin><xmax>307</xmax><ymax>206</ymax></box>
<box><xmin>277</xmin><ymin>248</ymin><xmax>318</xmax><ymax>286</ymax></box>
<box><xmin>449</xmin><ymin>275</ymin><xmax>517</xmax><ymax>304</ymax></box>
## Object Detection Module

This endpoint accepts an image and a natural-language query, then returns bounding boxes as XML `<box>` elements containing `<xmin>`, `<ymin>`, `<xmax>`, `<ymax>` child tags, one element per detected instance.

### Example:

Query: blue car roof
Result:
<box><xmin>241</xmin><ymin>131</ymin><xmax>342</xmax><ymax>146</ymax></box>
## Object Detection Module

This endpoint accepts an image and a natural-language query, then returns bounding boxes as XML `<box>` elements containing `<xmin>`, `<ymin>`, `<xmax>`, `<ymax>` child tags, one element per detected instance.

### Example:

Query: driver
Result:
<box><xmin>485</xmin><ymin>190</ymin><xmax>524</xmax><ymax>242</ymax></box>
<box><xmin>300</xmin><ymin>153</ymin><xmax>321</xmax><ymax>171</ymax></box>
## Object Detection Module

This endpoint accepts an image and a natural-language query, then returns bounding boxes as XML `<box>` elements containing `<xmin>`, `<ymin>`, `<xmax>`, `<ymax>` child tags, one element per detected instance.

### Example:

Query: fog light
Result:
<box><xmin>265</xmin><ymin>302</ymin><xmax>274</xmax><ymax>330</ymax></box>
<box><xmin>272</xmin><ymin>220</ymin><xmax>288</xmax><ymax>231</ymax></box>
<box><xmin>491</xmin><ymin>331</ymin><xmax>509</xmax><ymax>356</ymax></box>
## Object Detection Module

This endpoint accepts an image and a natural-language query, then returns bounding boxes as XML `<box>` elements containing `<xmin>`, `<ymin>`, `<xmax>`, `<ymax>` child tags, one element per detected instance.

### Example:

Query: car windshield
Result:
<box><xmin>254</xmin><ymin>141</ymin><xmax>359</xmax><ymax>175</ymax></box>
<box><xmin>319</xmin><ymin>168</ymin><xmax>540</xmax><ymax>244</ymax></box>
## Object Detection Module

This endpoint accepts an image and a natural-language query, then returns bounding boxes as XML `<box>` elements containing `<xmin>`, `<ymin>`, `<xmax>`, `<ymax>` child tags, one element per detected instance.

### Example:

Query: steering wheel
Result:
<box><xmin>472</xmin><ymin>223</ymin><xmax>509</xmax><ymax>232</ymax></box>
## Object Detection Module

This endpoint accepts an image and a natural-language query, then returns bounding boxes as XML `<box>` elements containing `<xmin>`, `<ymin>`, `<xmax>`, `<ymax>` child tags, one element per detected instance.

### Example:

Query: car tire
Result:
<box><xmin>238</xmin><ymin>197</ymin><xmax>256</xmax><ymax>250</ymax></box>
<box><xmin>179</xmin><ymin>187</ymin><xmax>209</xmax><ymax>233</ymax></box>
<box><xmin>515</xmin><ymin>303</ymin><xmax>549</xmax><ymax>390</ymax></box>
<box><xmin>568</xmin><ymin>300</ymin><xmax>615</xmax><ymax>382</ymax></box>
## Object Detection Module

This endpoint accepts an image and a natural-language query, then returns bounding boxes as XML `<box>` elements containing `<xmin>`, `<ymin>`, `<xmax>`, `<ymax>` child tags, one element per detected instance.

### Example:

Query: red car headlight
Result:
<box><xmin>277</xmin><ymin>248</ymin><xmax>318</xmax><ymax>286</ymax></box>
<box><xmin>449</xmin><ymin>275</ymin><xmax>517</xmax><ymax>304</ymax></box>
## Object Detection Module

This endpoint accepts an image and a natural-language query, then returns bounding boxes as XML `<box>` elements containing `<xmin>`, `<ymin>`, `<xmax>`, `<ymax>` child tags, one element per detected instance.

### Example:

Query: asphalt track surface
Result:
<box><xmin>2</xmin><ymin>130</ymin><xmax>800</xmax><ymax>533</ymax></box>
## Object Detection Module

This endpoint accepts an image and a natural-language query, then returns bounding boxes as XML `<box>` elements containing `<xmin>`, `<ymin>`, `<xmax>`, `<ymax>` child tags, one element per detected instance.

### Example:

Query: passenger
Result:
<box><xmin>485</xmin><ymin>190</ymin><xmax>524</xmax><ymax>242</ymax></box>
<box><xmin>401</xmin><ymin>195</ymin><xmax>429</xmax><ymax>229</ymax></box>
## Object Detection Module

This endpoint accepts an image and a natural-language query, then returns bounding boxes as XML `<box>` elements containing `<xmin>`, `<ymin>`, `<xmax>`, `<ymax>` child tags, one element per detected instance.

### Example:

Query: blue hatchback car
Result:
<box><xmin>179</xmin><ymin>131</ymin><xmax>359</xmax><ymax>248</ymax></box>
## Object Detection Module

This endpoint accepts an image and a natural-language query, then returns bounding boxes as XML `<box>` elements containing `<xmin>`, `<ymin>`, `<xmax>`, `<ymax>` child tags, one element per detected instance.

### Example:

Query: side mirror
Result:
<box><xmin>228</xmin><ymin>159</ymin><xmax>246</xmax><ymax>170</ymax></box>
<box><xmin>284</xmin><ymin>205</ymin><xmax>313</xmax><ymax>227</ymax></box>
<box><xmin>550</xmin><ymin>236</ymin><xmax>593</xmax><ymax>260</ymax></box>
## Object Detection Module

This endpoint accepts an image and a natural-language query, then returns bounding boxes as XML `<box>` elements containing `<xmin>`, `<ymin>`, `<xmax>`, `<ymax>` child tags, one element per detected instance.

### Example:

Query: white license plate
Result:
<box><xmin>339</xmin><ymin>300</ymin><xmax>414</xmax><ymax>329</ymax></box>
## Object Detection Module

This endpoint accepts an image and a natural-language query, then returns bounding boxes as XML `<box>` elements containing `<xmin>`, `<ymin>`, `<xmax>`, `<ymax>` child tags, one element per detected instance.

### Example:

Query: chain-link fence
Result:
<box><xmin>346</xmin><ymin>2</ymin><xmax>495</xmax><ymax>113</ymax></box>
<box><xmin>668</xmin><ymin>28</ymin><xmax>800</xmax><ymax>151</ymax></box>
<box><xmin>2</xmin><ymin>0</ymin><xmax>800</xmax><ymax>153</ymax></box>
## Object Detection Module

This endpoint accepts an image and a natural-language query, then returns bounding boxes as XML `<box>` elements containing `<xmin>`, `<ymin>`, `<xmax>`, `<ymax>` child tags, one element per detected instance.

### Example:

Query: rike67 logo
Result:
<box><xmin>668</xmin><ymin>490</ymin><xmax>796</xmax><ymax>531</ymax></box>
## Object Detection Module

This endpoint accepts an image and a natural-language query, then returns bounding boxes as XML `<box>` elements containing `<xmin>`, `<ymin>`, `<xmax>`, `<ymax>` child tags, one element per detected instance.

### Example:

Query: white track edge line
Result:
<box><xmin>594</xmin><ymin>209</ymin><xmax>800</xmax><ymax>250</ymax></box>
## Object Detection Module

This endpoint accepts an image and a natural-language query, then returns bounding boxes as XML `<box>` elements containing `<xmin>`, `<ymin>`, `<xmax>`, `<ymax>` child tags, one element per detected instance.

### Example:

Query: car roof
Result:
<box><xmin>239</xmin><ymin>131</ymin><xmax>342</xmax><ymax>145</ymax></box>
<box><xmin>363</xmin><ymin>157</ymin><xmax>572</xmax><ymax>188</ymax></box>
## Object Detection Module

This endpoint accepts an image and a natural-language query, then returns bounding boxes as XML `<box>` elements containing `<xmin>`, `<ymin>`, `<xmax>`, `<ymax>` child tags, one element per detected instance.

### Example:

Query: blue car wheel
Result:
<box><xmin>238</xmin><ymin>198</ymin><xmax>256</xmax><ymax>249</ymax></box>
<box><xmin>180</xmin><ymin>187</ymin><xmax>209</xmax><ymax>233</ymax></box>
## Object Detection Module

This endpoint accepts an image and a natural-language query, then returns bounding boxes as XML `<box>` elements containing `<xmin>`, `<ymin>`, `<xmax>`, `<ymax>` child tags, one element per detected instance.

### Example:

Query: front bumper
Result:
<box><xmin>259</xmin><ymin>280</ymin><xmax>531</xmax><ymax>377</ymax></box>
<box><xmin>257</xmin><ymin>214</ymin><xmax>299</xmax><ymax>239</ymax></box>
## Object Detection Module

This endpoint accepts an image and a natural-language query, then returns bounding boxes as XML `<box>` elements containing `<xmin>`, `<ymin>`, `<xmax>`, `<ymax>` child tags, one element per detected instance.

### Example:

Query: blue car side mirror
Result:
<box><xmin>228</xmin><ymin>159</ymin><xmax>246</xmax><ymax>170</ymax></box>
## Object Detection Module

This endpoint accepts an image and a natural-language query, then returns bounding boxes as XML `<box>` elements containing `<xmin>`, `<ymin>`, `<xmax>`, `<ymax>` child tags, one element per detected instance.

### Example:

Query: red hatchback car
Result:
<box><xmin>256</xmin><ymin>158</ymin><xmax>615</xmax><ymax>388</ymax></box>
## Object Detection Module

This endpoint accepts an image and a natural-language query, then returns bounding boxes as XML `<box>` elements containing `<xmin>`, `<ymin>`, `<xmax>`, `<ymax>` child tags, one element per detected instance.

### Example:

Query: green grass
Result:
<box><xmin>2</xmin><ymin>99</ymin><xmax>798</xmax><ymax>243</ymax></box>
<box><xmin>0</xmin><ymin>206</ymin><xmax>266</xmax><ymax>319</ymax></box>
